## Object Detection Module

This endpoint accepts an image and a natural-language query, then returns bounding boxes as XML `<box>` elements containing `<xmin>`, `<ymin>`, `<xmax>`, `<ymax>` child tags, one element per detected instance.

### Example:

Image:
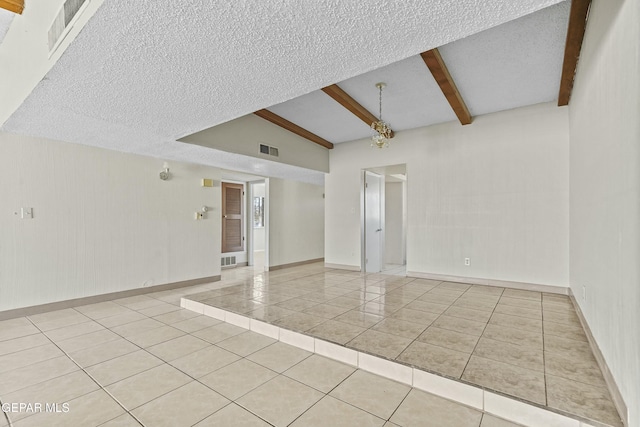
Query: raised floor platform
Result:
<box><xmin>182</xmin><ymin>263</ymin><xmax>622</xmax><ymax>427</ymax></box>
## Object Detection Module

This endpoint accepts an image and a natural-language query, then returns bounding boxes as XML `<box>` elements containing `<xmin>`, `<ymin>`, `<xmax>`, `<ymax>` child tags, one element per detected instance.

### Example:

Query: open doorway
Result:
<box><xmin>249</xmin><ymin>180</ymin><xmax>266</xmax><ymax>271</ymax></box>
<box><xmin>361</xmin><ymin>164</ymin><xmax>407</xmax><ymax>274</ymax></box>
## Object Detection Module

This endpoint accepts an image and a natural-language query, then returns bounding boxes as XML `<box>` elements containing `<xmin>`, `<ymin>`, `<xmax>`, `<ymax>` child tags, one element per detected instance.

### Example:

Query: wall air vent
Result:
<box><xmin>258</xmin><ymin>143</ymin><xmax>279</xmax><ymax>157</ymax></box>
<box><xmin>221</xmin><ymin>256</ymin><xmax>237</xmax><ymax>268</ymax></box>
<box><xmin>48</xmin><ymin>0</ymin><xmax>89</xmax><ymax>54</ymax></box>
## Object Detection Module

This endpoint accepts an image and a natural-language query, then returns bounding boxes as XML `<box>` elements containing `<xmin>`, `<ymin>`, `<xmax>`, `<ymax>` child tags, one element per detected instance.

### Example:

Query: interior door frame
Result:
<box><xmin>221</xmin><ymin>181</ymin><xmax>245</xmax><ymax>253</ymax></box>
<box><xmin>360</xmin><ymin>170</ymin><xmax>385</xmax><ymax>273</ymax></box>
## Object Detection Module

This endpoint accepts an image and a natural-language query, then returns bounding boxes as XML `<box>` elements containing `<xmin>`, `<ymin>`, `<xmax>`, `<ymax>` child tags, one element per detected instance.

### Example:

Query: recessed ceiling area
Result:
<box><xmin>1</xmin><ymin>0</ymin><xmax>567</xmax><ymax>184</ymax></box>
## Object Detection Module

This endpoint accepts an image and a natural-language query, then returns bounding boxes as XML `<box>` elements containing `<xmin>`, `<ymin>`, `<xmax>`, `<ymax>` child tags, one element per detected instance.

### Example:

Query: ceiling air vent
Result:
<box><xmin>258</xmin><ymin>143</ymin><xmax>279</xmax><ymax>158</ymax></box>
<box><xmin>48</xmin><ymin>0</ymin><xmax>89</xmax><ymax>53</ymax></box>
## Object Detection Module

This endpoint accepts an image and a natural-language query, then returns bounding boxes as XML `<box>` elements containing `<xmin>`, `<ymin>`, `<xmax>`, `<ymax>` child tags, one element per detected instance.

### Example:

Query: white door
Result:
<box><xmin>364</xmin><ymin>171</ymin><xmax>383</xmax><ymax>273</ymax></box>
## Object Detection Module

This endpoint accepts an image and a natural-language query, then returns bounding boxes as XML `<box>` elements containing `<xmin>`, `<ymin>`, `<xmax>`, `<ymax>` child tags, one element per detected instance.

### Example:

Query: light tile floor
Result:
<box><xmin>1</xmin><ymin>267</ymin><xmax>527</xmax><ymax>427</ymax></box>
<box><xmin>186</xmin><ymin>263</ymin><xmax>623</xmax><ymax>427</ymax></box>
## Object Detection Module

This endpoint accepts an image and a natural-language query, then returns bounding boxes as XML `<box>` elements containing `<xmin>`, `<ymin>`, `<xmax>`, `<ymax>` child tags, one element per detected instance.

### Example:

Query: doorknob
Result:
<box><xmin>376</xmin><ymin>228</ymin><xmax>382</xmax><ymax>232</ymax></box>
<box><xmin>223</xmin><ymin>215</ymin><xmax>227</xmax><ymax>218</ymax></box>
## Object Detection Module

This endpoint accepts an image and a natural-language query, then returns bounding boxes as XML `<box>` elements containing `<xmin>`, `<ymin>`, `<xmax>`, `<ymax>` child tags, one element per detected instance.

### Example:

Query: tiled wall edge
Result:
<box><xmin>568</xmin><ymin>291</ymin><xmax>628</xmax><ymax>427</ymax></box>
<box><xmin>182</xmin><ymin>298</ymin><xmax>588</xmax><ymax>427</ymax></box>
<box><xmin>407</xmin><ymin>271</ymin><xmax>570</xmax><ymax>295</ymax></box>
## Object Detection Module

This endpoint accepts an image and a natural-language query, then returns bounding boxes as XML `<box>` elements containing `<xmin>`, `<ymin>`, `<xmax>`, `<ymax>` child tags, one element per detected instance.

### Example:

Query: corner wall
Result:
<box><xmin>268</xmin><ymin>178</ymin><xmax>324</xmax><ymax>268</ymax></box>
<box><xmin>326</xmin><ymin>102</ymin><xmax>570</xmax><ymax>287</ymax></box>
<box><xmin>0</xmin><ymin>132</ymin><xmax>222</xmax><ymax>311</ymax></box>
<box><xmin>568</xmin><ymin>0</ymin><xmax>640</xmax><ymax>424</ymax></box>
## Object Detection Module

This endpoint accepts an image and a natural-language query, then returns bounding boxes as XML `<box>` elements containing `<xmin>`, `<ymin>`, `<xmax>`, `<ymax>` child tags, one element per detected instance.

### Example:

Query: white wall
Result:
<box><xmin>385</xmin><ymin>181</ymin><xmax>405</xmax><ymax>265</ymax></box>
<box><xmin>268</xmin><ymin>178</ymin><xmax>324</xmax><ymax>268</ymax></box>
<box><xmin>252</xmin><ymin>182</ymin><xmax>266</xmax><ymax>252</ymax></box>
<box><xmin>326</xmin><ymin>102</ymin><xmax>569</xmax><ymax>287</ymax></box>
<box><xmin>568</xmin><ymin>0</ymin><xmax>640</xmax><ymax>424</ymax></box>
<box><xmin>0</xmin><ymin>132</ymin><xmax>221</xmax><ymax>311</ymax></box>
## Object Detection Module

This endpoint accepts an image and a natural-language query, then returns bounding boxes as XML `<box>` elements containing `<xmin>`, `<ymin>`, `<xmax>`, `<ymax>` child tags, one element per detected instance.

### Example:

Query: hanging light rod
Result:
<box><xmin>371</xmin><ymin>82</ymin><xmax>393</xmax><ymax>149</ymax></box>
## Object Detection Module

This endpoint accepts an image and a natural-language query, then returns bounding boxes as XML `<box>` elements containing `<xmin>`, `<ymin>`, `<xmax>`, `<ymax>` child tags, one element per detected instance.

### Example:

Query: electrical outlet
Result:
<box><xmin>464</xmin><ymin>258</ymin><xmax>470</xmax><ymax>266</ymax></box>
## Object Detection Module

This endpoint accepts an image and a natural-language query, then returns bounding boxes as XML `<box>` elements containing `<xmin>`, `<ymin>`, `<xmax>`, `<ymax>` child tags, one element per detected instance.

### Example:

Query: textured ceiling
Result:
<box><xmin>2</xmin><ymin>0</ymin><xmax>565</xmax><ymax>184</ymax></box>
<box><xmin>0</xmin><ymin>9</ymin><xmax>13</xmax><ymax>44</ymax></box>
<box><xmin>267</xmin><ymin>1</ymin><xmax>570</xmax><ymax>144</ymax></box>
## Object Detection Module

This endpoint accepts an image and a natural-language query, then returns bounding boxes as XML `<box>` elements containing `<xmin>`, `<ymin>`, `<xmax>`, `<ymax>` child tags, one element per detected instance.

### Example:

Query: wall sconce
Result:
<box><xmin>159</xmin><ymin>162</ymin><xmax>171</xmax><ymax>181</ymax></box>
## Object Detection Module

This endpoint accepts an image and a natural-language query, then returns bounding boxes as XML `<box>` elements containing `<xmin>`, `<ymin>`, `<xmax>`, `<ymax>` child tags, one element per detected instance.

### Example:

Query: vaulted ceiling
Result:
<box><xmin>1</xmin><ymin>0</ymin><xmax>580</xmax><ymax>184</ymax></box>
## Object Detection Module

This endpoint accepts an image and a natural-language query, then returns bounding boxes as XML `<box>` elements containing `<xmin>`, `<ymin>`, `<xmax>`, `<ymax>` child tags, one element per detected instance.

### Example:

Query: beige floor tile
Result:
<box><xmin>543</xmin><ymin>309</ymin><xmax>580</xmax><ymax>325</ymax></box>
<box><xmin>97</xmin><ymin>311</ymin><xmax>148</xmax><ymax>328</ymax></box>
<box><xmin>247</xmin><ymin>342</ymin><xmax>311</xmax><ymax>373</ymax></box>
<box><xmin>546</xmin><ymin>374</ymin><xmax>622</xmax><ymax>427</ymax></box>
<box><xmin>284</xmin><ymin>354</ymin><xmax>356</xmax><ymax>393</ymax></box>
<box><xmin>29</xmin><ymin>310</ymin><xmax>91</xmax><ymax>332</ymax></box>
<box><xmin>0</xmin><ymin>320</ymin><xmax>41</xmax><ymax>342</ymax></box>
<box><xmin>237</xmin><ymin>376</ymin><xmax>324</xmax><ymax>427</ymax></box>
<box><xmin>3</xmin><ymin>370</ymin><xmax>99</xmax><ymax>422</ymax></box>
<box><xmin>291</xmin><ymin>395</ymin><xmax>385</xmax><ymax>427</ymax></box>
<box><xmin>542</xmin><ymin>300</ymin><xmax>574</xmax><ymax>313</ymax></box>
<box><xmin>334</xmin><ymin>310</ymin><xmax>384</xmax><ymax>328</ymax></box>
<box><xmin>110</xmin><ymin>318</ymin><xmax>164</xmax><ymax>338</ymax></box>
<box><xmin>68</xmin><ymin>338</ymin><xmax>139</xmax><ymax>368</ymax></box>
<box><xmin>543</xmin><ymin>320</ymin><xmax>587</xmax><ymax>342</ymax></box>
<box><xmin>136</xmin><ymin>302</ymin><xmax>181</xmax><ymax>317</ymax></box>
<box><xmin>371</xmin><ymin>318</ymin><xmax>428</xmax><ymax>339</ymax></box>
<box><xmin>303</xmin><ymin>303</ymin><xmax>351</xmax><ymax>319</ymax></box>
<box><xmin>106</xmin><ymin>363</ymin><xmax>191</xmax><ymax>410</ymax></box>
<box><xmin>307</xmin><ymin>319</ymin><xmax>366</xmax><ymax>344</ymax></box>
<box><xmin>171</xmin><ymin>315</ymin><xmax>221</xmax><ymax>333</ymax></box>
<box><xmin>502</xmin><ymin>289</ymin><xmax>541</xmax><ymax>301</ymax></box>
<box><xmin>452</xmin><ymin>298</ymin><xmax>498</xmax><ymax>313</ymax></box>
<box><xmin>405</xmin><ymin>299</ymin><xmax>450</xmax><ymax>314</ymax></box>
<box><xmin>44</xmin><ymin>321</ymin><xmax>105</xmax><ymax>342</ymax></box>
<box><xmin>75</xmin><ymin>302</ymin><xmax>134</xmax><ymax>320</ymax></box>
<box><xmin>0</xmin><ymin>356</ymin><xmax>79</xmax><ymax>395</ymax></box>
<box><xmin>418</xmin><ymin>292</ymin><xmax>459</xmax><ymax>305</ymax></box>
<box><xmin>99</xmin><ymin>413</ymin><xmax>143</xmax><ymax>426</ymax></box>
<box><xmin>544</xmin><ymin>350</ymin><xmax>607</xmax><ymax>388</ymax></box>
<box><xmin>397</xmin><ymin>340</ymin><xmax>470</xmax><ymax>378</ymax></box>
<box><xmin>494</xmin><ymin>304</ymin><xmax>542</xmax><ymax>320</ymax></box>
<box><xmin>56</xmin><ymin>329</ymin><xmax>120</xmax><ymax>353</ymax></box>
<box><xmin>132</xmin><ymin>381</ymin><xmax>229</xmax><ymax>427</ymax></box>
<box><xmin>438</xmin><ymin>282</ymin><xmax>473</xmax><ymax>292</ymax></box>
<box><xmin>498</xmin><ymin>297</ymin><xmax>541</xmax><ymax>310</ymax></box>
<box><xmin>467</xmin><ymin>285</ymin><xmax>505</xmax><ymax>296</ymax></box>
<box><xmin>346</xmin><ymin>329</ymin><xmax>412</xmax><ymax>359</ymax></box>
<box><xmin>417</xmin><ymin>326</ymin><xmax>479</xmax><ymax>353</ymax></box>
<box><xmin>445</xmin><ymin>306</ymin><xmax>492</xmax><ymax>323</ymax></box>
<box><xmin>273</xmin><ymin>312</ymin><xmax>327</xmax><ymax>332</ymax></box>
<box><xmin>12</xmin><ymin>389</ymin><xmax>125</xmax><ymax>427</ymax></box>
<box><xmin>170</xmin><ymin>345</ymin><xmax>241</xmax><ymax>378</ymax></box>
<box><xmin>216</xmin><ymin>331</ymin><xmax>276</xmax><ymax>357</ymax></box>
<box><xmin>390</xmin><ymin>389</ymin><xmax>482</xmax><ymax>427</ymax></box>
<box><xmin>462</xmin><ymin>356</ymin><xmax>546</xmax><ymax>405</ymax></box>
<box><xmin>481</xmin><ymin>414</ymin><xmax>525</xmax><ymax>427</ymax></box>
<box><xmin>389</xmin><ymin>308</ymin><xmax>439</xmax><ymax>325</ymax></box>
<box><xmin>325</xmin><ymin>295</ymin><xmax>366</xmax><ymax>309</ymax></box>
<box><xmin>152</xmin><ymin>308</ymin><xmax>201</xmax><ymax>324</ymax></box>
<box><xmin>146</xmin><ymin>334</ymin><xmax>210</xmax><ymax>362</ymax></box>
<box><xmin>248</xmin><ymin>305</ymin><xmax>298</xmax><ymax>322</ymax></box>
<box><xmin>481</xmin><ymin>324</ymin><xmax>543</xmax><ymax>349</ymax></box>
<box><xmin>0</xmin><ymin>343</ymin><xmax>64</xmax><ymax>373</ymax></box>
<box><xmin>473</xmin><ymin>337</ymin><xmax>544</xmax><ymax>372</ymax></box>
<box><xmin>330</xmin><ymin>370</ymin><xmax>410</xmax><ymax>419</ymax></box>
<box><xmin>275</xmin><ymin>297</ymin><xmax>320</xmax><ymax>312</ymax></box>
<box><xmin>125</xmin><ymin>325</ymin><xmax>185</xmax><ymax>348</ymax></box>
<box><xmin>191</xmin><ymin>322</ymin><xmax>247</xmax><ymax>343</ymax></box>
<box><xmin>86</xmin><ymin>349</ymin><xmax>163</xmax><ymax>386</ymax></box>
<box><xmin>195</xmin><ymin>403</ymin><xmax>271</xmax><ymax>426</ymax></box>
<box><xmin>543</xmin><ymin>333</ymin><xmax>592</xmax><ymax>357</ymax></box>
<box><xmin>433</xmin><ymin>315</ymin><xmax>487</xmax><ymax>336</ymax></box>
<box><xmin>116</xmin><ymin>296</ymin><xmax>165</xmax><ymax>311</ymax></box>
<box><xmin>489</xmin><ymin>313</ymin><xmax>541</xmax><ymax>333</ymax></box>
<box><xmin>200</xmin><ymin>359</ymin><xmax>278</xmax><ymax>400</ymax></box>
<box><xmin>0</xmin><ymin>333</ymin><xmax>50</xmax><ymax>357</ymax></box>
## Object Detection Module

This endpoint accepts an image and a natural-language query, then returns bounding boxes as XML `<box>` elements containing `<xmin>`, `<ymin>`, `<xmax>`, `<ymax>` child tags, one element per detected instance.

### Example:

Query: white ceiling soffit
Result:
<box><xmin>0</xmin><ymin>8</ymin><xmax>14</xmax><ymax>44</ymax></box>
<box><xmin>268</xmin><ymin>1</ymin><xmax>570</xmax><ymax>144</ymax></box>
<box><xmin>2</xmin><ymin>0</ymin><xmax>564</xmax><ymax>182</ymax></box>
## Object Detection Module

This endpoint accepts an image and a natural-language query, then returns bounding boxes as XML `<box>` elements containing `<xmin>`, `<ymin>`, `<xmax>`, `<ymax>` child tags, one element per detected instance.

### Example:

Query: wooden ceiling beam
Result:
<box><xmin>254</xmin><ymin>109</ymin><xmax>334</xmax><ymax>149</ymax></box>
<box><xmin>558</xmin><ymin>0</ymin><xmax>592</xmax><ymax>106</ymax></box>
<box><xmin>0</xmin><ymin>0</ymin><xmax>24</xmax><ymax>14</ymax></box>
<box><xmin>321</xmin><ymin>84</ymin><xmax>393</xmax><ymax>138</ymax></box>
<box><xmin>420</xmin><ymin>48</ymin><xmax>472</xmax><ymax>125</ymax></box>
